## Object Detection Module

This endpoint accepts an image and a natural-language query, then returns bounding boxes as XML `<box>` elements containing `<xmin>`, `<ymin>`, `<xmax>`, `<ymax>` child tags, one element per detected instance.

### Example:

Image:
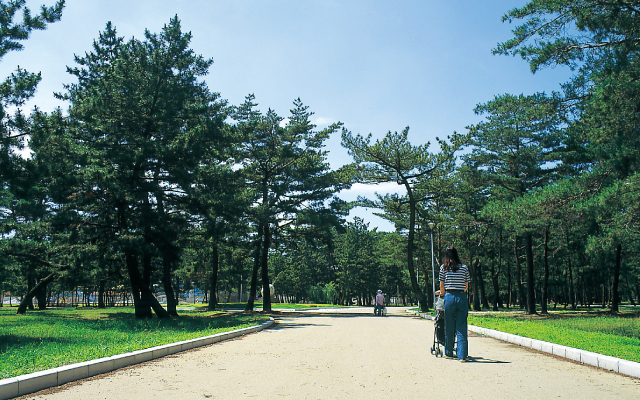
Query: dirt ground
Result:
<box><xmin>22</xmin><ymin>307</ymin><xmax>640</xmax><ymax>399</ymax></box>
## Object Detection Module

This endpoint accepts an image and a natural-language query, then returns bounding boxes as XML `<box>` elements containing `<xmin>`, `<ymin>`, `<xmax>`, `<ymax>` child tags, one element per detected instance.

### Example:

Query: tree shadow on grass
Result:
<box><xmin>0</xmin><ymin>334</ymin><xmax>74</xmax><ymax>353</ymax></box>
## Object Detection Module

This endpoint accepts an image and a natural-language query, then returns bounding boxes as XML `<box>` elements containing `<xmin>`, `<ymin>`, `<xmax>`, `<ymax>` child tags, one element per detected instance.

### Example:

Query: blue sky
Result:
<box><xmin>2</xmin><ymin>0</ymin><xmax>572</xmax><ymax>231</ymax></box>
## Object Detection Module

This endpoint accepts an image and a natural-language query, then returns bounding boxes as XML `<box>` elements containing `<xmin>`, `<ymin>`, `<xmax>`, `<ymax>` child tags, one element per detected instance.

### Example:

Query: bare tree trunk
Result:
<box><xmin>566</xmin><ymin>230</ymin><xmax>576</xmax><ymax>310</ymax></box>
<box><xmin>245</xmin><ymin>225</ymin><xmax>263</xmax><ymax>312</ymax></box>
<box><xmin>467</xmin><ymin>228</ymin><xmax>480</xmax><ymax>311</ymax></box>
<box><xmin>207</xmin><ymin>244</ymin><xmax>220</xmax><ymax>311</ymax></box>
<box><xmin>35</xmin><ymin>278</ymin><xmax>47</xmax><ymax>310</ymax></box>
<box><xmin>405</xmin><ymin>183</ymin><xmax>426</xmax><ymax>312</ymax></box>
<box><xmin>513</xmin><ymin>235</ymin><xmax>525</xmax><ymax>309</ymax></box>
<box><xmin>126</xmin><ymin>250</ymin><xmax>152</xmax><ymax>318</ymax></box>
<box><xmin>507</xmin><ymin>260</ymin><xmax>512</xmax><ymax>309</ymax></box>
<box><xmin>490</xmin><ymin>235</ymin><xmax>503</xmax><ymax>311</ymax></box>
<box><xmin>17</xmin><ymin>272</ymin><xmax>56</xmax><ymax>314</ymax></box>
<box><xmin>127</xmin><ymin>250</ymin><xmax>170</xmax><ymax>318</ymax></box>
<box><xmin>541</xmin><ymin>223</ymin><xmax>550</xmax><ymax>314</ymax></box>
<box><xmin>26</xmin><ymin>272</ymin><xmax>35</xmax><ymax>310</ymax></box>
<box><xmin>261</xmin><ymin>224</ymin><xmax>272</xmax><ymax>312</ymax></box>
<box><xmin>611</xmin><ymin>243</ymin><xmax>621</xmax><ymax>314</ymax></box>
<box><xmin>477</xmin><ymin>261</ymin><xmax>490</xmax><ymax>309</ymax></box>
<box><xmin>525</xmin><ymin>233</ymin><xmax>537</xmax><ymax>314</ymax></box>
<box><xmin>162</xmin><ymin>251</ymin><xmax>179</xmax><ymax>317</ymax></box>
<box><xmin>98</xmin><ymin>278</ymin><xmax>106</xmax><ymax>309</ymax></box>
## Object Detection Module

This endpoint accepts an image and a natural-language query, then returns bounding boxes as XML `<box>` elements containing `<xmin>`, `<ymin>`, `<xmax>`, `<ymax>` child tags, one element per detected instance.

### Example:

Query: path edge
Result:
<box><xmin>0</xmin><ymin>317</ymin><xmax>275</xmax><ymax>400</ymax></box>
<box><xmin>412</xmin><ymin>311</ymin><xmax>640</xmax><ymax>379</ymax></box>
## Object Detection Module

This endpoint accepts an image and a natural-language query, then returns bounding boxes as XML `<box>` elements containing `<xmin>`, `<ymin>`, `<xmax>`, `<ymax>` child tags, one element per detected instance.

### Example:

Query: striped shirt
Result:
<box><xmin>439</xmin><ymin>264</ymin><xmax>470</xmax><ymax>291</ymax></box>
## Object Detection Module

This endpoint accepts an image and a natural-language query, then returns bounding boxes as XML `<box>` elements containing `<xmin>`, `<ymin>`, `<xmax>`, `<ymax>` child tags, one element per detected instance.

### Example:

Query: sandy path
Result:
<box><xmin>24</xmin><ymin>307</ymin><xmax>639</xmax><ymax>399</ymax></box>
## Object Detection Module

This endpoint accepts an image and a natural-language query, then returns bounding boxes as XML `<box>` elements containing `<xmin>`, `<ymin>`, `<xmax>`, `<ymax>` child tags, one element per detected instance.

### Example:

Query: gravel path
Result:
<box><xmin>24</xmin><ymin>307</ymin><xmax>640</xmax><ymax>399</ymax></box>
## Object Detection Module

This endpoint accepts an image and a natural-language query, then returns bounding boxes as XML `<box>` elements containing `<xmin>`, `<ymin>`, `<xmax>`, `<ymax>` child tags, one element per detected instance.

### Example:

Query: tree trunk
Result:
<box><xmin>541</xmin><ymin>223</ymin><xmax>550</xmax><ymax>314</ymax></box>
<box><xmin>470</xmin><ymin>258</ymin><xmax>482</xmax><ymax>311</ymax></box>
<box><xmin>477</xmin><ymin>261</ymin><xmax>489</xmax><ymax>309</ymax></box>
<box><xmin>611</xmin><ymin>243</ymin><xmax>621</xmax><ymax>314</ymax></box>
<box><xmin>507</xmin><ymin>260</ymin><xmax>512</xmax><ymax>309</ymax></box>
<box><xmin>524</xmin><ymin>233</ymin><xmax>537</xmax><ymax>314</ymax></box>
<box><xmin>490</xmin><ymin>267</ymin><xmax>501</xmax><ymax>311</ymax></box>
<box><xmin>420</xmin><ymin>257</ymin><xmax>432</xmax><ymax>309</ymax></box>
<box><xmin>467</xmin><ymin>229</ymin><xmax>481</xmax><ymax>311</ymax></box>
<box><xmin>26</xmin><ymin>272</ymin><xmax>35</xmax><ymax>310</ymax></box>
<box><xmin>207</xmin><ymin>244</ymin><xmax>220</xmax><ymax>311</ymax></box>
<box><xmin>494</xmin><ymin>228</ymin><xmax>503</xmax><ymax>310</ymax></box>
<box><xmin>405</xmin><ymin>182</ymin><xmax>427</xmax><ymax>312</ymax></box>
<box><xmin>126</xmin><ymin>250</ymin><xmax>153</xmax><ymax>318</ymax></box>
<box><xmin>566</xmin><ymin>229</ymin><xmax>576</xmax><ymax>310</ymax></box>
<box><xmin>126</xmin><ymin>251</ymin><xmax>171</xmax><ymax>319</ymax></box>
<box><xmin>238</xmin><ymin>273</ymin><xmax>243</xmax><ymax>303</ymax></box>
<box><xmin>17</xmin><ymin>272</ymin><xmax>56</xmax><ymax>314</ymax></box>
<box><xmin>162</xmin><ymin>251</ymin><xmax>179</xmax><ymax>317</ymax></box>
<box><xmin>514</xmin><ymin>235</ymin><xmax>526</xmax><ymax>309</ymax></box>
<box><xmin>35</xmin><ymin>278</ymin><xmax>48</xmax><ymax>310</ymax></box>
<box><xmin>155</xmin><ymin>185</ymin><xmax>178</xmax><ymax>317</ymax></box>
<box><xmin>245</xmin><ymin>226</ymin><xmax>263</xmax><ymax>312</ymax></box>
<box><xmin>261</xmin><ymin>224</ymin><xmax>272</xmax><ymax>312</ymax></box>
<box><xmin>98</xmin><ymin>278</ymin><xmax>106</xmax><ymax>309</ymax></box>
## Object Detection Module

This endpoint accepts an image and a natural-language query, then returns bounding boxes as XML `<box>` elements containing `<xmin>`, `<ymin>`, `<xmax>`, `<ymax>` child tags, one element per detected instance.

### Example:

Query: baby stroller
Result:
<box><xmin>430</xmin><ymin>295</ymin><xmax>445</xmax><ymax>357</ymax></box>
<box><xmin>430</xmin><ymin>293</ymin><xmax>456</xmax><ymax>357</ymax></box>
<box><xmin>374</xmin><ymin>304</ymin><xmax>387</xmax><ymax>316</ymax></box>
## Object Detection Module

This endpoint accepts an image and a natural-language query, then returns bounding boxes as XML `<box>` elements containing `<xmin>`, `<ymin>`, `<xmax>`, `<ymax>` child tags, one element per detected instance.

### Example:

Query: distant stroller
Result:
<box><xmin>430</xmin><ymin>293</ymin><xmax>455</xmax><ymax>357</ymax></box>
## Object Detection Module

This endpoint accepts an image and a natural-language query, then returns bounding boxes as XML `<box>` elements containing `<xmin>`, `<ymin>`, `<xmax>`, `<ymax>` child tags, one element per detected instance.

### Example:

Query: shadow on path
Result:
<box><xmin>464</xmin><ymin>356</ymin><xmax>509</xmax><ymax>364</ymax></box>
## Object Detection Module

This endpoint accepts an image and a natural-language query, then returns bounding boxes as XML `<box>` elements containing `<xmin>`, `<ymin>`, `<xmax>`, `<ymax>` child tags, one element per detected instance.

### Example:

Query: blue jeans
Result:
<box><xmin>444</xmin><ymin>292</ymin><xmax>468</xmax><ymax>360</ymax></box>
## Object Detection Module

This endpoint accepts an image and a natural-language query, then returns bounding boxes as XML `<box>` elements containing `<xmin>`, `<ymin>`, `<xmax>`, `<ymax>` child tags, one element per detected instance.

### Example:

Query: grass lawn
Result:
<box><xmin>0</xmin><ymin>306</ymin><xmax>270</xmax><ymax>380</ymax></box>
<box><xmin>468</xmin><ymin>306</ymin><xmax>640</xmax><ymax>363</ymax></box>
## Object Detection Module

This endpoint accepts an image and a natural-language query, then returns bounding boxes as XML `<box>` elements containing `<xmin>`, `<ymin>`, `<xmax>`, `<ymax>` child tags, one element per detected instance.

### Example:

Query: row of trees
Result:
<box><xmin>0</xmin><ymin>2</ymin><xmax>363</xmax><ymax>317</ymax></box>
<box><xmin>350</xmin><ymin>0</ymin><xmax>640</xmax><ymax>314</ymax></box>
<box><xmin>2</xmin><ymin>0</ymin><xmax>640</xmax><ymax>317</ymax></box>
<box><xmin>0</xmin><ymin>2</ymin><xmax>424</xmax><ymax>317</ymax></box>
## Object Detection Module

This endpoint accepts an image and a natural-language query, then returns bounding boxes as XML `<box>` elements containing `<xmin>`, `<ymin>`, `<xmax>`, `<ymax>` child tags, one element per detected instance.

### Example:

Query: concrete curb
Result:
<box><xmin>0</xmin><ymin>318</ymin><xmax>274</xmax><ymax>400</ymax></box>
<box><xmin>411</xmin><ymin>310</ymin><xmax>640</xmax><ymax>379</ymax></box>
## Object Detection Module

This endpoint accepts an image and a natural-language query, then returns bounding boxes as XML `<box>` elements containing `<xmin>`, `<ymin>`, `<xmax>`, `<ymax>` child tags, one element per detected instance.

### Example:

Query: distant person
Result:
<box><xmin>374</xmin><ymin>289</ymin><xmax>385</xmax><ymax>316</ymax></box>
<box><xmin>439</xmin><ymin>246</ymin><xmax>470</xmax><ymax>362</ymax></box>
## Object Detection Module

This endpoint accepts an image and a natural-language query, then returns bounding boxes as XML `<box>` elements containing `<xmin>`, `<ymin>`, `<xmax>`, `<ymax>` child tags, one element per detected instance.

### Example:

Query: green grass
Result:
<box><xmin>0</xmin><ymin>306</ymin><xmax>270</xmax><ymax>379</ymax></box>
<box><xmin>468</xmin><ymin>308</ymin><xmax>640</xmax><ymax>363</ymax></box>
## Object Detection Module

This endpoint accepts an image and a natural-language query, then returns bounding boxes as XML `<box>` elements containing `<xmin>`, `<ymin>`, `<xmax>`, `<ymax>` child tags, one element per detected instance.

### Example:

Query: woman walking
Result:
<box><xmin>438</xmin><ymin>247</ymin><xmax>471</xmax><ymax>361</ymax></box>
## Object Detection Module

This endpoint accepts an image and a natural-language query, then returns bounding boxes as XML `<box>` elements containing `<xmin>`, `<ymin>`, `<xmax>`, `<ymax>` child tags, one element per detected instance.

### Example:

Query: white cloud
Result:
<box><xmin>312</xmin><ymin>116</ymin><xmax>334</xmax><ymax>127</ymax></box>
<box><xmin>337</xmin><ymin>182</ymin><xmax>406</xmax><ymax>202</ymax></box>
<box><xmin>279</xmin><ymin>117</ymin><xmax>290</xmax><ymax>128</ymax></box>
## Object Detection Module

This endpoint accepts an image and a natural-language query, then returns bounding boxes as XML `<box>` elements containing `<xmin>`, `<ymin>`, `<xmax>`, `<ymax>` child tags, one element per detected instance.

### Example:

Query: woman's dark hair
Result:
<box><xmin>443</xmin><ymin>247</ymin><xmax>462</xmax><ymax>272</ymax></box>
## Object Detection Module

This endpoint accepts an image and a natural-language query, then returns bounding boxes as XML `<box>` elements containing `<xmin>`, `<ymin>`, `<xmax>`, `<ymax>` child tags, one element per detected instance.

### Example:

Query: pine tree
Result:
<box><xmin>341</xmin><ymin>127</ymin><xmax>461</xmax><ymax>312</ymax></box>
<box><xmin>49</xmin><ymin>17</ymin><xmax>227</xmax><ymax>318</ymax></box>
<box><xmin>234</xmin><ymin>95</ymin><xmax>352</xmax><ymax>312</ymax></box>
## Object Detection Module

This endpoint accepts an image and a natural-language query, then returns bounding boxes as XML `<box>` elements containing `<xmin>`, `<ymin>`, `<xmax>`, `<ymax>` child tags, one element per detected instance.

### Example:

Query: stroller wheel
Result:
<box><xmin>430</xmin><ymin>346</ymin><xmax>434</xmax><ymax>355</ymax></box>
